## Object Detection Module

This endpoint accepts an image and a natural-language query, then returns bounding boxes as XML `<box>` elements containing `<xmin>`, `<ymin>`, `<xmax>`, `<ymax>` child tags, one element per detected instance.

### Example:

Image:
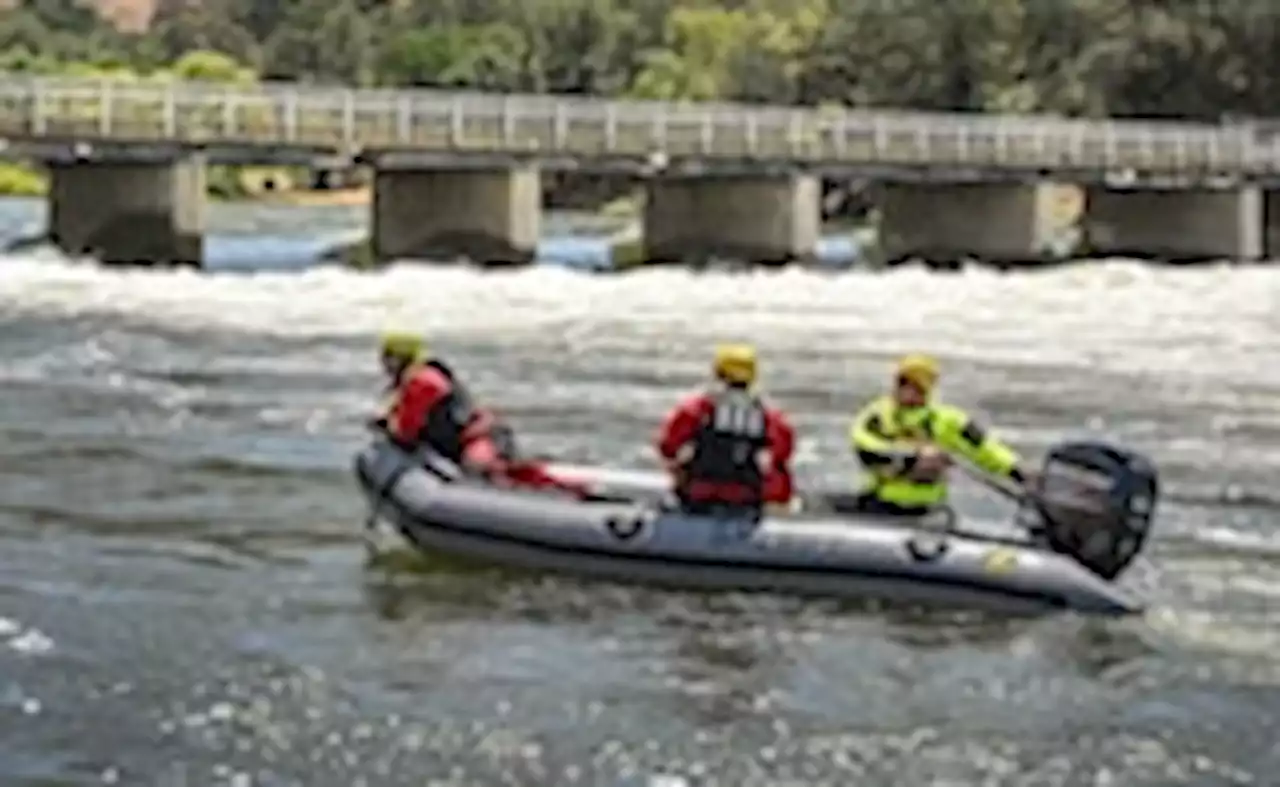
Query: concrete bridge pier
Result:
<box><xmin>1266</xmin><ymin>191</ymin><xmax>1280</xmax><ymax>260</ymax></box>
<box><xmin>642</xmin><ymin>173</ymin><xmax>821</xmax><ymax>266</ymax></box>
<box><xmin>876</xmin><ymin>182</ymin><xmax>1058</xmax><ymax>268</ymax></box>
<box><xmin>47</xmin><ymin>156</ymin><xmax>205</xmax><ymax>267</ymax></box>
<box><xmin>1083</xmin><ymin>186</ymin><xmax>1263</xmax><ymax>262</ymax></box>
<box><xmin>371</xmin><ymin>164</ymin><xmax>541</xmax><ymax>266</ymax></box>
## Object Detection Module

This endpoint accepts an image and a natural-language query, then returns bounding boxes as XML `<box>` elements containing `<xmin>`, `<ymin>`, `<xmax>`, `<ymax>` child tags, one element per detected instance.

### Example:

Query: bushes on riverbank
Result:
<box><xmin>0</xmin><ymin>164</ymin><xmax>45</xmax><ymax>198</ymax></box>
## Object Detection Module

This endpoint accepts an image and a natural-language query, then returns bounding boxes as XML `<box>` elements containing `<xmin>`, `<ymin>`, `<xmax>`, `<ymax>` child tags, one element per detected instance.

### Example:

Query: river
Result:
<box><xmin>0</xmin><ymin>197</ymin><xmax>1277</xmax><ymax>786</ymax></box>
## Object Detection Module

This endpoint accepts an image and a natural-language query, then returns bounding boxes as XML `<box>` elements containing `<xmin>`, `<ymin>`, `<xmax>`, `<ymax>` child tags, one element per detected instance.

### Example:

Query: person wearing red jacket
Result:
<box><xmin>655</xmin><ymin>343</ymin><xmax>796</xmax><ymax>516</ymax></box>
<box><xmin>375</xmin><ymin>331</ymin><xmax>505</xmax><ymax>477</ymax></box>
<box><xmin>375</xmin><ymin>332</ymin><xmax>588</xmax><ymax>496</ymax></box>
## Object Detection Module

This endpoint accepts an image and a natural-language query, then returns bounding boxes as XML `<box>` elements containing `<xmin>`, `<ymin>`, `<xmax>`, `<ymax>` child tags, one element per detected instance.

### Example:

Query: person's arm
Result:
<box><xmin>849</xmin><ymin>397</ymin><xmax>919</xmax><ymax>477</ymax></box>
<box><xmin>762</xmin><ymin>406</ymin><xmax>796</xmax><ymax>504</ymax></box>
<box><xmin>931</xmin><ymin>404</ymin><xmax>1025</xmax><ymax>482</ymax></box>
<box><xmin>765</xmin><ymin>405</ymin><xmax>795</xmax><ymax>466</ymax></box>
<box><xmin>656</xmin><ymin>395</ymin><xmax>707</xmax><ymax>468</ymax></box>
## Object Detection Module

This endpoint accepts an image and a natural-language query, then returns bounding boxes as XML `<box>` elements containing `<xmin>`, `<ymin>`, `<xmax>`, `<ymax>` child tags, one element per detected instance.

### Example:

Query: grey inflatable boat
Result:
<box><xmin>353</xmin><ymin>437</ymin><xmax>1158</xmax><ymax>617</ymax></box>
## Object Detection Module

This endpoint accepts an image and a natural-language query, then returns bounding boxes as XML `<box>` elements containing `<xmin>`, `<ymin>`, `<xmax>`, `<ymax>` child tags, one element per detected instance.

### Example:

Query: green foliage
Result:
<box><xmin>0</xmin><ymin>163</ymin><xmax>47</xmax><ymax>197</ymax></box>
<box><xmin>169</xmin><ymin>50</ymin><xmax>256</xmax><ymax>83</ymax></box>
<box><xmin>1</xmin><ymin>0</ymin><xmax>1279</xmax><ymax>121</ymax></box>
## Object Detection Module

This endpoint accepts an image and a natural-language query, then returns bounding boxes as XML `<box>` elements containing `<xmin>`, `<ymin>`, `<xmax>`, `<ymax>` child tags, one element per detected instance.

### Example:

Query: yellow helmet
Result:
<box><xmin>379</xmin><ymin>331</ymin><xmax>427</xmax><ymax>364</ymax></box>
<box><xmin>896</xmin><ymin>353</ymin><xmax>939</xmax><ymax>392</ymax></box>
<box><xmin>713</xmin><ymin>343</ymin><xmax>758</xmax><ymax>386</ymax></box>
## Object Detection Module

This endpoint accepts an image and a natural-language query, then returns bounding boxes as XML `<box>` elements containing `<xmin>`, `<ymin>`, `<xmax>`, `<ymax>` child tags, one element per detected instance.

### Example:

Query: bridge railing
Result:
<box><xmin>0</xmin><ymin>75</ymin><xmax>1276</xmax><ymax>175</ymax></box>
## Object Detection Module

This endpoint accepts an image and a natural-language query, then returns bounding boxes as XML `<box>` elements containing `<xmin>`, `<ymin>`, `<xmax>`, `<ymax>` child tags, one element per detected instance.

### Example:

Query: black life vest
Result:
<box><xmin>682</xmin><ymin>388</ymin><xmax>769</xmax><ymax>500</ymax></box>
<box><xmin>418</xmin><ymin>359</ymin><xmax>478</xmax><ymax>463</ymax></box>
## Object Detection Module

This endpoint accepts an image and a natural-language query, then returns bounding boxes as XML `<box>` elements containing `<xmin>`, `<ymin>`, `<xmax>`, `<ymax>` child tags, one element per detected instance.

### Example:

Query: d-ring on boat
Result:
<box><xmin>353</xmin><ymin>438</ymin><xmax>1158</xmax><ymax>617</ymax></box>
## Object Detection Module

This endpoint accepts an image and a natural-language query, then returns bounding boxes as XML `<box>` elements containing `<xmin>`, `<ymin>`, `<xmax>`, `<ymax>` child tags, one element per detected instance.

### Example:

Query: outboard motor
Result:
<box><xmin>1018</xmin><ymin>441</ymin><xmax>1159</xmax><ymax>580</ymax></box>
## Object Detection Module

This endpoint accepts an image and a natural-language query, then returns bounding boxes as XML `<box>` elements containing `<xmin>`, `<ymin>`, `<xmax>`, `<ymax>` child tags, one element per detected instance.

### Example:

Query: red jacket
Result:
<box><xmin>389</xmin><ymin>364</ymin><xmax>493</xmax><ymax>456</ymax></box>
<box><xmin>388</xmin><ymin>363</ymin><xmax>589</xmax><ymax>497</ymax></box>
<box><xmin>655</xmin><ymin>390</ymin><xmax>796</xmax><ymax>504</ymax></box>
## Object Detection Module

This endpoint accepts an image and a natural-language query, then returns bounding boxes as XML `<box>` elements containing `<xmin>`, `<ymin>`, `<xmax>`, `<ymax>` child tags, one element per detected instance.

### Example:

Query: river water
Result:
<box><xmin>1</xmin><ymin>198</ymin><xmax>1278</xmax><ymax>786</ymax></box>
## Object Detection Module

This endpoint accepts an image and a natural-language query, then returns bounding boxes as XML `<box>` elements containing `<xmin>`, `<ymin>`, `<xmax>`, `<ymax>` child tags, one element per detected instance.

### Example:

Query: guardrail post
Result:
<box><xmin>221</xmin><ymin>89</ymin><xmax>237</xmax><ymax>138</ymax></box>
<box><xmin>164</xmin><ymin>83</ymin><xmax>176</xmax><ymax>137</ymax></box>
<box><xmin>449</xmin><ymin>96</ymin><xmax>463</xmax><ymax>147</ymax></box>
<box><xmin>501</xmin><ymin>95</ymin><xmax>514</xmax><ymax>147</ymax></box>
<box><xmin>32</xmin><ymin>81</ymin><xmax>47</xmax><ymax>136</ymax></box>
<box><xmin>833</xmin><ymin>115</ymin><xmax>846</xmax><ymax>160</ymax></box>
<box><xmin>1138</xmin><ymin>127</ymin><xmax>1154</xmax><ymax>169</ymax></box>
<box><xmin>651</xmin><ymin>106</ymin><xmax>667</xmax><ymax>150</ymax></box>
<box><xmin>745</xmin><ymin>112</ymin><xmax>758</xmax><ymax>157</ymax></box>
<box><xmin>342</xmin><ymin>90</ymin><xmax>355</xmax><ymax>148</ymax></box>
<box><xmin>99</xmin><ymin>79</ymin><xmax>112</xmax><ymax>136</ymax></box>
<box><xmin>553</xmin><ymin>102</ymin><xmax>566</xmax><ymax>148</ymax></box>
<box><xmin>1237</xmin><ymin>127</ymin><xmax>1253</xmax><ymax>174</ymax></box>
<box><xmin>787</xmin><ymin>112</ymin><xmax>801</xmax><ymax>157</ymax></box>
<box><xmin>913</xmin><ymin>122</ymin><xmax>927</xmax><ymax>163</ymax></box>
<box><xmin>283</xmin><ymin>90</ymin><xmax>297</xmax><ymax>143</ymax></box>
<box><xmin>699</xmin><ymin>110</ymin><xmax>713</xmax><ymax>156</ymax></box>
<box><xmin>604</xmin><ymin>103</ymin><xmax>617</xmax><ymax>153</ymax></box>
<box><xmin>397</xmin><ymin>96</ymin><xmax>411</xmax><ymax>144</ymax></box>
<box><xmin>872</xmin><ymin>117</ymin><xmax>887</xmax><ymax>161</ymax></box>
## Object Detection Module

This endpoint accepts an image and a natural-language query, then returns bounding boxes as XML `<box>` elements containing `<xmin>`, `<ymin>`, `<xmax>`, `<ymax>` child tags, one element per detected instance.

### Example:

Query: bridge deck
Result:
<box><xmin>0</xmin><ymin>77</ymin><xmax>1277</xmax><ymax>178</ymax></box>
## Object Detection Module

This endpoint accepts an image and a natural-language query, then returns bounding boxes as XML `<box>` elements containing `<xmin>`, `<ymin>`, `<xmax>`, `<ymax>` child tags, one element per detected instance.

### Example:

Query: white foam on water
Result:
<box><xmin>1</xmin><ymin>256</ymin><xmax>1277</xmax><ymax>385</ymax></box>
<box><xmin>0</xmin><ymin>616</ymin><xmax>55</xmax><ymax>656</ymax></box>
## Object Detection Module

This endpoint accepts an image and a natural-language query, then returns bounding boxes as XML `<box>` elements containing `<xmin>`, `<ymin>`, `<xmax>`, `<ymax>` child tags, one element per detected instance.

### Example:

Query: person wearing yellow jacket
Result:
<box><xmin>847</xmin><ymin>354</ymin><xmax>1036</xmax><ymax>515</ymax></box>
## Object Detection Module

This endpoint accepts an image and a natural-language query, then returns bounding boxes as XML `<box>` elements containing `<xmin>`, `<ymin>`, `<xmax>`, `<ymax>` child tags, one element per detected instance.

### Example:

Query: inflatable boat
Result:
<box><xmin>353</xmin><ymin>437</ymin><xmax>1158</xmax><ymax>617</ymax></box>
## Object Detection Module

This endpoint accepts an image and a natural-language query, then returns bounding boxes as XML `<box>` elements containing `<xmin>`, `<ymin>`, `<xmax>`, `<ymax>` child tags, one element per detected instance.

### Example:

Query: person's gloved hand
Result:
<box><xmin>909</xmin><ymin>444</ymin><xmax>951</xmax><ymax>480</ymax></box>
<box><xmin>1015</xmin><ymin>466</ymin><xmax>1041</xmax><ymax>495</ymax></box>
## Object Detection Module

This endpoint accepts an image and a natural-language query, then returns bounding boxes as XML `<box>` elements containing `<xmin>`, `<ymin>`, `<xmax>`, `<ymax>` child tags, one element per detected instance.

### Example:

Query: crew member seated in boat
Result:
<box><xmin>373</xmin><ymin>331</ymin><xmax>515</xmax><ymax>478</ymax></box>
<box><xmin>373</xmin><ymin>332</ymin><xmax>589</xmax><ymax>495</ymax></box>
<box><xmin>655</xmin><ymin>343</ymin><xmax>796</xmax><ymax>516</ymax></box>
<box><xmin>848</xmin><ymin>353</ymin><xmax>1035</xmax><ymax>516</ymax></box>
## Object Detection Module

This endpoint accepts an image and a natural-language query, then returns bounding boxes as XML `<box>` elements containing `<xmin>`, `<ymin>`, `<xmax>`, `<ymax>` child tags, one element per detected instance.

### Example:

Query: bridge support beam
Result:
<box><xmin>47</xmin><ymin>157</ymin><xmax>205</xmax><ymax>267</ymax></box>
<box><xmin>371</xmin><ymin>164</ymin><xmax>540</xmax><ymax>265</ymax></box>
<box><xmin>1083</xmin><ymin>186</ymin><xmax>1263</xmax><ymax>262</ymax></box>
<box><xmin>877</xmin><ymin>182</ymin><xmax>1057</xmax><ymax>267</ymax></box>
<box><xmin>642</xmin><ymin>173</ymin><xmax>820</xmax><ymax>266</ymax></box>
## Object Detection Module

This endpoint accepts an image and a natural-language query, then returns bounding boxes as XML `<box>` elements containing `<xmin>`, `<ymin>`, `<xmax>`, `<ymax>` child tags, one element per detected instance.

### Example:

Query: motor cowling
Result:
<box><xmin>1020</xmin><ymin>441</ymin><xmax>1159</xmax><ymax>580</ymax></box>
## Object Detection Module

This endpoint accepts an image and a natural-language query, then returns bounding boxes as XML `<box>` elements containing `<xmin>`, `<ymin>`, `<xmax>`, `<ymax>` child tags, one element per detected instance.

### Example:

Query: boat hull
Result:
<box><xmin>354</xmin><ymin>440</ymin><xmax>1143</xmax><ymax>617</ymax></box>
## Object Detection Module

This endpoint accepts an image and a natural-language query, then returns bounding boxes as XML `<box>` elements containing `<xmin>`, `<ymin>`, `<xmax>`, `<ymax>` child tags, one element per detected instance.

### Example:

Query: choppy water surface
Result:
<box><xmin>1</xmin><ymin>198</ymin><xmax>1279</xmax><ymax>786</ymax></box>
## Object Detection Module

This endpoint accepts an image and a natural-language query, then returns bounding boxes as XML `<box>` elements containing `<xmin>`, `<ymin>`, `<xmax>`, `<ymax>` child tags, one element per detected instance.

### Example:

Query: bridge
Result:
<box><xmin>1</xmin><ymin>75</ymin><xmax>1279</xmax><ymax>267</ymax></box>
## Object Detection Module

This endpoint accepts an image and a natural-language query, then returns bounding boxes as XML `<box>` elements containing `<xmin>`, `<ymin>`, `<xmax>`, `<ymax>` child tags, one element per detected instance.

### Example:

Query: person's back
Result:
<box><xmin>656</xmin><ymin>343</ymin><xmax>795</xmax><ymax>515</ymax></box>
